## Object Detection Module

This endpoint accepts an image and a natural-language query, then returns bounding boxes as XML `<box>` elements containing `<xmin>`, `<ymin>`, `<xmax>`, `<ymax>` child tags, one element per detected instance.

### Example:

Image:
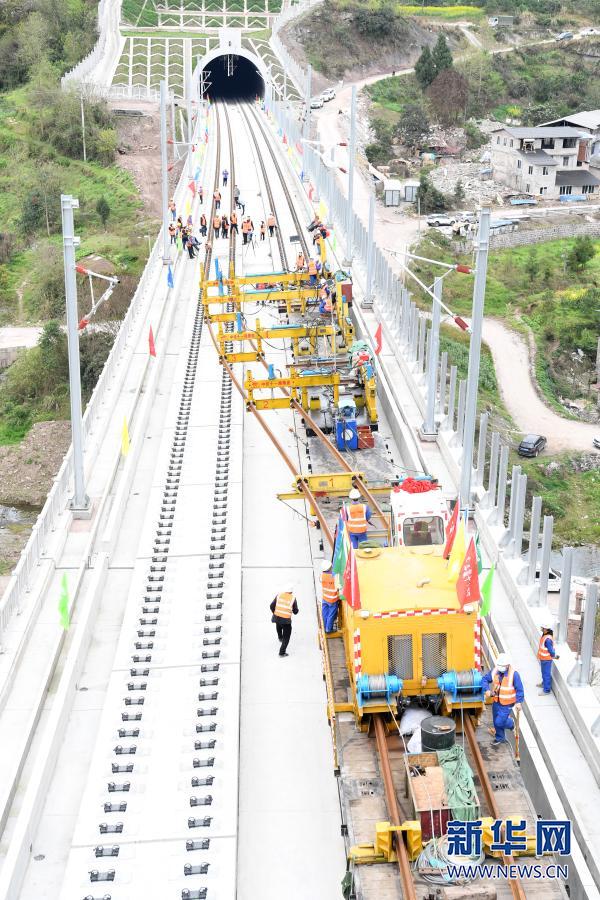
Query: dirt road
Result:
<box><xmin>482</xmin><ymin>319</ymin><xmax>599</xmax><ymax>453</ymax></box>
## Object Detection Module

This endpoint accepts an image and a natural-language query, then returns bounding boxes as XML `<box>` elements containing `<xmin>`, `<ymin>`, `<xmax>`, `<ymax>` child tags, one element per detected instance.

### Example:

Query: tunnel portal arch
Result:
<box><xmin>197</xmin><ymin>47</ymin><xmax>267</xmax><ymax>102</ymax></box>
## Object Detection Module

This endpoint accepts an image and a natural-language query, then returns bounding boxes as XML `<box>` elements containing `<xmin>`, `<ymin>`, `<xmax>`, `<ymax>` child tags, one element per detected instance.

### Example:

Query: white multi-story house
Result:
<box><xmin>490</xmin><ymin>126</ymin><xmax>599</xmax><ymax>200</ymax></box>
<box><xmin>541</xmin><ymin>110</ymin><xmax>600</xmax><ymax>174</ymax></box>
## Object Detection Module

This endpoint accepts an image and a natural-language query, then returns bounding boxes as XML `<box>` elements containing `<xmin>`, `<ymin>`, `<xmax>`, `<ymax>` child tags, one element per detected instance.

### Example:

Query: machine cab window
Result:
<box><xmin>403</xmin><ymin>516</ymin><xmax>444</xmax><ymax>547</ymax></box>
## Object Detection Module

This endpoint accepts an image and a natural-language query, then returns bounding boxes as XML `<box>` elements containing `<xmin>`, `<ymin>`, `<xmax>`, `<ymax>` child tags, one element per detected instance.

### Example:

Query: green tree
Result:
<box><xmin>397</xmin><ymin>102</ymin><xmax>429</xmax><ymax>150</ymax></box>
<box><xmin>525</xmin><ymin>249</ymin><xmax>540</xmax><ymax>283</ymax></box>
<box><xmin>365</xmin><ymin>117</ymin><xmax>395</xmax><ymax>166</ymax></box>
<box><xmin>415</xmin><ymin>45</ymin><xmax>436</xmax><ymax>90</ymax></box>
<box><xmin>416</xmin><ymin>173</ymin><xmax>448</xmax><ymax>214</ymax></box>
<box><xmin>567</xmin><ymin>236</ymin><xmax>595</xmax><ymax>272</ymax></box>
<box><xmin>454</xmin><ymin>180</ymin><xmax>465</xmax><ymax>205</ymax></box>
<box><xmin>432</xmin><ymin>34</ymin><xmax>453</xmax><ymax>76</ymax></box>
<box><xmin>96</xmin><ymin>196</ymin><xmax>111</xmax><ymax>229</ymax></box>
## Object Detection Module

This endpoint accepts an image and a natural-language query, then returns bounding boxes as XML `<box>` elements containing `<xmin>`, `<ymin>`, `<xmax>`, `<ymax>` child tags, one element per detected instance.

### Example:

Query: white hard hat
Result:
<box><xmin>349</xmin><ymin>488</ymin><xmax>361</xmax><ymax>501</ymax></box>
<box><xmin>322</xmin><ymin>559</ymin><xmax>332</xmax><ymax>572</ymax></box>
<box><xmin>284</xmin><ymin>585</ymin><xmax>294</xmax><ymax>594</ymax></box>
<box><xmin>496</xmin><ymin>652</ymin><xmax>510</xmax><ymax>669</ymax></box>
<box><xmin>541</xmin><ymin>622</ymin><xmax>553</xmax><ymax>631</ymax></box>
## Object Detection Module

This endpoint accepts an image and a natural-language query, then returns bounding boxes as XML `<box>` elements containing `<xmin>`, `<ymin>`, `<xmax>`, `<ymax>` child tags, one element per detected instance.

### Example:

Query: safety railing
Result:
<box><xmin>0</xmin><ymin>123</ymin><xmax>202</xmax><ymax>643</ymax></box>
<box><xmin>61</xmin><ymin>0</ymin><xmax>124</xmax><ymax>89</ymax></box>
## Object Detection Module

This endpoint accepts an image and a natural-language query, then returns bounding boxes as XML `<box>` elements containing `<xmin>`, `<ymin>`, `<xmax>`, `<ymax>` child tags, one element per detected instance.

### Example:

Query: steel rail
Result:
<box><xmin>373</xmin><ymin>714</ymin><xmax>418</xmax><ymax>900</ymax></box>
<box><xmin>237</xmin><ymin>103</ymin><xmax>389</xmax><ymax>537</ymax></box>
<box><xmin>463</xmin><ymin>713</ymin><xmax>526</xmax><ymax>900</ymax></box>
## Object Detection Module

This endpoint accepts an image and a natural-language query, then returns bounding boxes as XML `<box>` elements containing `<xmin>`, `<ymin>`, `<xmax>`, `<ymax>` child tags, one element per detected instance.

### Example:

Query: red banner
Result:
<box><xmin>456</xmin><ymin>538</ymin><xmax>481</xmax><ymax>609</ymax></box>
<box><xmin>443</xmin><ymin>501</ymin><xmax>459</xmax><ymax>559</ymax></box>
<box><xmin>375</xmin><ymin>323</ymin><xmax>382</xmax><ymax>356</ymax></box>
<box><xmin>148</xmin><ymin>325</ymin><xmax>156</xmax><ymax>358</ymax></box>
<box><xmin>343</xmin><ymin>548</ymin><xmax>361</xmax><ymax>610</ymax></box>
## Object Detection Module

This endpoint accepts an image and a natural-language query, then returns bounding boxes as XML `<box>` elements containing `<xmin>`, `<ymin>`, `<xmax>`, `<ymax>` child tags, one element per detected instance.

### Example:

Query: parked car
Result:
<box><xmin>593</xmin><ymin>437</ymin><xmax>600</xmax><ymax>450</ymax></box>
<box><xmin>557</xmin><ymin>31</ymin><xmax>574</xmax><ymax>40</ymax></box>
<box><xmin>310</xmin><ymin>96</ymin><xmax>324</xmax><ymax>109</ymax></box>
<box><xmin>535</xmin><ymin>564</ymin><xmax>562</xmax><ymax>592</ymax></box>
<box><xmin>426</xmin><ymin>214</ymin><xmax>457</xmax><ymax>228</ymax></box>
<box><xmin>517</xmin><ymin>433</ymin><xmax>547</xmax><ymax>457</ymax></box>
<box><xmin>321</xmin><ymin>88</ymin><xmax>336</xmax><ymax>101</ymax></box>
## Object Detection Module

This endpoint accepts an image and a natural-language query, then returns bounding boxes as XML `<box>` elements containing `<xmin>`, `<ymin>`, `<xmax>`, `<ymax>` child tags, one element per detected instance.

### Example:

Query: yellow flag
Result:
<box><xmin>121</xmin><ymin>417</ymin><xmax>130</xmax><ymax>456</ymax></box>
<box><xmin>185</xmin><ymin>198</ymin><xmax>191</xmax><ymax>217</ymax></box>
<box><xmin>447</xmin><ymin>518</ymin><xmax>466</xmax><ymax>582</ymax></box>
<box><xmin>318</xmin><ymin>200</ymin><xmax>327</xmax><ymax>221</ymax></box>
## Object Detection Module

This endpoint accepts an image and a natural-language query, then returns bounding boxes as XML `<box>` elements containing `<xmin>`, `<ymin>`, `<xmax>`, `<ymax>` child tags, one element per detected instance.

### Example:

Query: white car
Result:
<box><xmin>593</xmin><ymin>437</ymin><xmax>600</xmax><ymax>450</ymax></box>
<box><xmin>321</xmin><ymin>88</ymin><xmax>336</xmax><ymax>102</ymax></box>
<box><xmin>310</xmin><ymin>96</ymin><xmax>324</xmax><ymax>109</ymax></box>
<box><xmin>426</xmin><ymin>214</ymin><xmax>457</xmax><ymax>227</ymax></box>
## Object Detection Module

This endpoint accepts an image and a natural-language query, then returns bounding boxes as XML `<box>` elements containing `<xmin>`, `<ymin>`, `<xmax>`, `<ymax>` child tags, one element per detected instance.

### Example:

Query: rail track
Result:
<box><xmin>207</xmin><ymin>101</ymin><xmax>530</xmax><ymax>900</ymax></box>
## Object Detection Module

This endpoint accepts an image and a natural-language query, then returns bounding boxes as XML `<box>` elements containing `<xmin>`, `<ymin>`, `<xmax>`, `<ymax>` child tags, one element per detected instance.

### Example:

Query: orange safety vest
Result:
<box><xmin>214</xmin><ymin>191</ymin><xmax>221</xmax><ymax>200</ymax></box>
<box><xmin>260</xmin><ymin>223</ymin><xmax>266</xmax><ymax>234</ymax></box>
<box><xmin>242</xmin><ymin>220</ymin><xmax>251</xmax><ymax>233</ymax></box>
<box><xmin>321</xmin><ymin>572</ymin><xmax>338</xmax><ymax>604</ymax></box>
<box><xmin>213</xmin><ymin>216</ymin><xmax>221</xmax><ymax>229</ymax></box>
<box><xmin>308</xmin><ymin>260</ymin><xmax>317</xmax><ymax>275</ymax></box>
<box><xmin>537</xmin><ymin>634</ymin><xmax>554</xmax><ymax>661</ymax></box>
<box><xmin>492</xmin><ymin>666</ymin><xmax>517</xmax><ymax>706</ymax></box>
<box><xmin>267</xmin><ymin>215</ymin><xmax>276</xmax><ymax>227</ymax></box>
<box><xmin>274</xmin><ymin>591</ymin><xmax>294</xmax><ymax>619</ymax></box>
<box><xmin>231</xmin><ymin>213</ymin><xmax>237</xmax><ymax>225</ymax></box>
<box><xmin>296</xmin><ymin>253</ymin><xmax>305</xmax><ymax>268</ymax></box>
<box><xmin>346</xmin><ymin>503</ymin><xmax>368</xmax><ymax>535</ymax></box>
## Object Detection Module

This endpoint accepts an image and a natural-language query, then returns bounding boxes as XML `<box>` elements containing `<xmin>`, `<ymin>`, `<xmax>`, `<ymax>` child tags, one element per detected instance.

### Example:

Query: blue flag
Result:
<box><xmin>167</xmin><ymin>265</ymin><xmax>174</xmax><ymax>289</ymax></box>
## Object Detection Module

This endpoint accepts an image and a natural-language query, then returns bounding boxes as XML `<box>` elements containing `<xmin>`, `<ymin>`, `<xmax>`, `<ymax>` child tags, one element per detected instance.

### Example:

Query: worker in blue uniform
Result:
<box><xmin>482</xmin><ymin>652</ymin><xmax>524</xmax><ymax>747</ymax></box>
<box><xmin>320</xmin><ymin>559</ymin><xmax>339</xmax><ymax>633</ymax></box>
<box><xmin>537</xmin><ymin>623</ymin><xmax>559</xmax><ymax>695</ymax></box>
<box><xmin>345</xmin><ymin>488</ymin><xmax>373</xmax><ymax>549</ymax></box>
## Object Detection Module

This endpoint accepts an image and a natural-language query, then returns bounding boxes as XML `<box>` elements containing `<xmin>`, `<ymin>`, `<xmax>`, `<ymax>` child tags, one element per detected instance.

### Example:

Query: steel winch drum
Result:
<box><xmin>420</xmin><ymin>715</ymin><xmax>456</xmax><ymax>751</ymax></box>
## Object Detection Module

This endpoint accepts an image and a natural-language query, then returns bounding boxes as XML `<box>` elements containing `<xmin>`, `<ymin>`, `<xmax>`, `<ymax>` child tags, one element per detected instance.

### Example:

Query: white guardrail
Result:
<box><xmin>0</xmin><ymin>142</ymin><xmax>199</xmax><ymax>645</ymax></box>
<box><xmin>61</xmin><ymin>0</ymin><xmax>124</xmax><ymax>89</ymax></box>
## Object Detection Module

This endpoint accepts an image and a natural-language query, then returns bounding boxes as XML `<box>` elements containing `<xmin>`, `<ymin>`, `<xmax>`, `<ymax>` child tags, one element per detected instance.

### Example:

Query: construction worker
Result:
<box><xmin>199</xmin><ymin>214</ymin><xmax>207</xmax><ymax>237</ymax></box>
<box><xmin>168</xmin><ymin>222</ymin><xmax>176</xmax><ymax>244</ymax></box>
<box><xmin>321</xmin><ymin>560</ymin><xmax>339</xmax><ymax>633</ymax></box>
<box><xmin>230</xmin><ymin>211</ymin><xmax>238</xmax><ymax>235</ymax></box>
<box><xmin>212</xmin><ymin>213</ymin><xmax>221</xmax><ymax>236</ymax></box>
<box><xmin>213</xmin><ymin>189</ymin><xmax>221</xmax><ymax>210</ymax></box>
<box><xmin>234</xmin><ymin>184</ymin><xmax>240</xmax><ymax>205</ymax></box>
<box><xmin>307</xmin><ymin>257</ymin><xmax>318</xmax><ymax>286</ymax></box>
<box><xmin>168</xmin><ymin>199</ymin><xmax>176</xmax><ymax>220</ymax></box>
<box><xmin>242</xmin><ymin>217</ymin><xmax>251</xmax><ymax>245</ymax></box>
<box><xmin>482</xmin><ymin>653</ymin><xmax>524</xmax><ymax>747</ymax></box>
<box><xmin>267</xmin><ymin>212</ymin><xmax>277</xmax><ymax>237</ymax></box>
<box><xmin>344</xmin><ymin>488</ymin><xmax>372</xmax><ymax>549</ymax></box>
<box><xmin>198</xmin><ymin>186</ymin><xmax>204</xmax><ymax>205</ymax></box>
<box><xmin>537</xmin><ymin>623</ymin><xmax>559</xmax><ymax>695</ymax></box>
<box><xmin>296</xmin><ymin>250</ymin><xmax>305</xmax><ymax>271</ymax></box>
<box><xmin>269</xmin><ymin>585</ymin><xmax>298</xmax><ymax>657</ymax></box>
<box><xmin>222</xmin><ymin>168</ymin><xmax>229</xmax><ymax>186</ymax></box>
<box><xmin>260</xmin><ymin>221</ymin><xmax>266</xmax><ymax>241</ymax></box>
<box><xmin>319</xmin><ymin>280</ymin><xmax>332</xmax><ymax>313</ymax></box>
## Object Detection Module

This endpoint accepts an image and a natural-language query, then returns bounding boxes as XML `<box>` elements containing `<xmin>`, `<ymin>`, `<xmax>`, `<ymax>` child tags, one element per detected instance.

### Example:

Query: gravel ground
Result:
<box><xmin>0</xmin><ymin>421</ymin><xmax>71</xmax><ymax>507</ymax></box>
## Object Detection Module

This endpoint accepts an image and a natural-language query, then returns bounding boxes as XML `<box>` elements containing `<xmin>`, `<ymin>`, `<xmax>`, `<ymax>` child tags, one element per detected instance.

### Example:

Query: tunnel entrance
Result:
<box><xmin>203</xmin><ymin>55</ymin><xmax>264</xmax><ymax>102</ymax></box>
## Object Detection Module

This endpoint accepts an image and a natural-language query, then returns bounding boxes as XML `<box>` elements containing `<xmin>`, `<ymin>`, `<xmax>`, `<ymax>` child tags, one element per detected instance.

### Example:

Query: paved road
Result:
<box><xmin>482</xmin><ymin>318</ymin><xmax>599</xmax><ymax>453</ymax></box>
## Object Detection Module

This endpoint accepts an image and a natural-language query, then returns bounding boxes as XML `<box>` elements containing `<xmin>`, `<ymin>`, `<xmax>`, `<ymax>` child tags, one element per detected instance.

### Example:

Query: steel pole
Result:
<box><xmin>557</xmin><ymin>547</ymin><xmax>574</xmax><ymax>644</ymax></box>
<box><xmin>61</xmin><ymin>195</ymin><xmax>90</xmax><ymax>517</ymax></box>
<box><xmin>170</xmin><ymin>97</ymin><xmax>177</xmax><ymax>161</ymax></box>
<box><xmin>536</xmin><ymin>516</ymin><xmax>554</xmax><ymax>605</ymax></box>
<box><xmin>346</xmin><ymin>85</ymin><xmax>357</xmax><ymax>261</ymax></box>
<box><xmin>187</xmin><ymin>94</ymin><xmax>194</xmax><ymax>180</ymax></box>
<box><xmin>460</xmin><ymin>208</ymin><xmax>491</xmax><ymax>508</ymax></box>
<box><xmin>579</xmin><ymin>583</ymin><xmax>598</xmax><ymax>685</ymax></box>
<box><xmin>160</xmin><ymin>81</ymin><xmax>171</xmax><ymax>264</ymax></box>
<box><xmin>80</xmin><ymin>95</ymin><xmax>87</xmax><ymax>163</ymax></box>
<box><xmin>422</xmin><ymin>276</ymin><xmax>441</xmax><ymax>436</ymax></box>
<box><xmin>527</xmin><ymin>496</ymin><xmax>542</xmax><ymax>585</ymax></box>
<box><xmin>364</xmin><ymin>192</ymin><xmax>375</xmax><ymax>305</ymax></box>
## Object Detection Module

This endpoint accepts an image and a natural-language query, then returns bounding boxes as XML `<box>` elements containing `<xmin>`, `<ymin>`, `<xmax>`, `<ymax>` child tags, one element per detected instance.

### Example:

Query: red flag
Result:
<box><xmin>456</xmin><ymin>538</ymin><xmax>481</xmax><ymax>609</ymax></box>
<box><xmin>443</xmin><ymin>501</ymin><xmax>459</xmax><ymax>559</ymax></box>
<box><xmin>148</xmin><ymin>325</ymin><xmax>156</xmax><ymax>358</ymax></box>
<box><xmin>188</xmin><ymin>180</ymin><xmax>196</xmax><ymax>196</ymax></box>
<box><xmin>374</xmin><ymin>323</ymin><xmax>382</xmax><ymax>355</ymax></box>
<box><xmin>343</xmin><ymin>548</ymin><xmax>361</xmax><ymax>610</ymax></box>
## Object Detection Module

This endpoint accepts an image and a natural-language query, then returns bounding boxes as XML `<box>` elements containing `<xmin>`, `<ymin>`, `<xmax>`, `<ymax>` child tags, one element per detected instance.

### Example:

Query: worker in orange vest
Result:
<box><xmin>230</xmin><ymin>211</ymin><xmax>238</xmax><ymax>235</ymax></box>
<box><xmin>344</xmin><ymin>488</ymin><xmax>372</xmax><ymax>549</ymax></box>
<box><xmin>269</xmin><ymin>585</ymin><xmax>299</xmax><ymax>657</ymax></box>
<box><xmin>267</xmin><ymin>213</ymin><xmax>277</xmax><ymax>237</ymax></box>
<box><xmin>482</xmin><ymin>653</ymin><xmax>524</xmax><ymax>746</ymax></box>
<box><xmin>307</xmin><ymin>257</ymin><xmax>318</xmax><ymax>286</ymax></box>
<box><xmin>213</xmin><ymin>189</ymin><xmax>221</xmax><ymax>210</ymax></box>
<box><xmin>321</xmin><ymin>559</ymin><xmax>339</xmax><ymax>633</ymax></box>
<box><xmin>212</xmin><ymin>213</ymin><xmax>222</xmax><ymax>235</ymax></box>
<box><xmin>296</xmin><ymin>251</ymin><xmax>305</xmax><ymax>270</ymax></box>
<box><xmin>537</xmin><ymin>623</ymin><xmax>559</xmax><ymax>695</ymax></box>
